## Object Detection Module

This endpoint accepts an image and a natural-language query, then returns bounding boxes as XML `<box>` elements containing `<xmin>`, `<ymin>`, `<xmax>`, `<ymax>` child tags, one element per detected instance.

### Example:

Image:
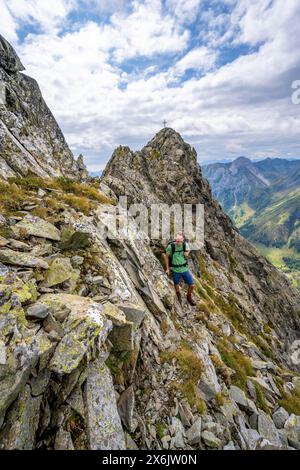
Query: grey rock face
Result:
<box><xmin>0</xmin><ymin>248</ymin><xmax>49</xmax><ymax>269</ymax></box>
<box><xmin>0</xmin><ymin>385</ymin><xmax>42</xmax><ymax>449</ymax></box>
<box><xmin>84</xmin><ymin>360</ymin><xmax>126</xmax><ymax>450</ymax></box>
<box><xmin>257</xmin><ymin>410</ymin><xmax>281</xmax><ymax>447</ymax></box>
<box><xmin>229</xmin><ymin>386</ymin><xmax>258</xmax><ymax>414</ymax></box>
<box><xmin>0</xmin><ymin>35</ymin><xmax>24</xmax><ymax>72</ymax></box>
<box><xmin>0</xmin><ymin>35</ymin><xmax>86</xmax><ymax>179</ymax></box>
<box><xmin>201</xmin><ymin>430</ymin><xmax>222</xmax><ymax>449</ymax></box>
<box><xmin>284</xmin><ymin>414</ymin><xmax>300</xmax><ymax>449</ymax></box>
<box><xmin>118</xmin><ymin>385</ymin><xmax>135</xmax><ymax>431</ymax></box>
<box><xmin>272</xmin><ymin>407</ymin><xmax>289</xmax><ymax>429</ymax></box>
<box><xmin>13</xmin><ymin>215</ymin><xmax>61</xmax><ymax>241</ymax></box>
<box><xmin>186</xmin><ymin>417</ymin><xmax>202</xmax><ymax>445</ymax></box>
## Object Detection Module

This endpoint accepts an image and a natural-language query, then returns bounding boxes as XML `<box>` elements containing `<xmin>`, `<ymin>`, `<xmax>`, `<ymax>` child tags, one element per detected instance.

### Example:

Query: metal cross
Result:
<box><xmin>162</xmin><ymin>119</ymin><xmax>167</xmax><ymax>128</ymax></box>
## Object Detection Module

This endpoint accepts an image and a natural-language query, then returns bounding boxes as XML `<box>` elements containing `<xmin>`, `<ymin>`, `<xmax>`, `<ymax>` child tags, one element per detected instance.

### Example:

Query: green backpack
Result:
<box><xmin>167</xmin><ymin>240</ymin><xmax>188</xmax><ymax>268</ymax></box>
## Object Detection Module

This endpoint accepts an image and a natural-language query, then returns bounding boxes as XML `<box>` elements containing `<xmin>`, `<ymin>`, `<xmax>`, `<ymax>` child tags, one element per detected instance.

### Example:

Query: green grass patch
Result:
<box><xmin>218</xmin><ymin>339</ymin><xmax>255</xmax><ymax>390</ymax></box>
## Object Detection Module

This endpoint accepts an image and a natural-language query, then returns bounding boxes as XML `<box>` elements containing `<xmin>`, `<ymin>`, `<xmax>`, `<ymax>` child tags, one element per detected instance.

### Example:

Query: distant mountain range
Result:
<box><xmin>203</xmin><ymin>157</ymin><xmax>300</xmax><ymax>290</ymax></box>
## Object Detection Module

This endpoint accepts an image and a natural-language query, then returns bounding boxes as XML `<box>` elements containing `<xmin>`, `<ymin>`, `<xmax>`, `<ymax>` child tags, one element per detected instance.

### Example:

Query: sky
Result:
<box><xmin>1</xmin><ymin>0</ymin><xmax>300</xmax><ymax>171</ymax></box>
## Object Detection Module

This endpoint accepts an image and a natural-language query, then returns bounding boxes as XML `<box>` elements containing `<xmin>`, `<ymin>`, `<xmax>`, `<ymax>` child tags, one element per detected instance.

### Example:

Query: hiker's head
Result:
<box><xmin>175</xmin><ymin>233</ymin><xmax>184</xmax><ymax>244</ymax></box>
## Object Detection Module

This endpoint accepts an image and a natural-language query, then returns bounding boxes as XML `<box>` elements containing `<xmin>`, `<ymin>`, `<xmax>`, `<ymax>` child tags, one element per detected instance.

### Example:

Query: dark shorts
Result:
<box><xmin>172</xmin><ymin>270</ymin><xmax>194</xmax><ymax>286</ymax></box>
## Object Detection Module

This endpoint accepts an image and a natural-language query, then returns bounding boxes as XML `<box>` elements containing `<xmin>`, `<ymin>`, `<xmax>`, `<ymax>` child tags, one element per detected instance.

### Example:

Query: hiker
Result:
<box><xmin>165</xmin><ymin>233</ymin><xmax>196</xmax><ymax>306</ymax></box>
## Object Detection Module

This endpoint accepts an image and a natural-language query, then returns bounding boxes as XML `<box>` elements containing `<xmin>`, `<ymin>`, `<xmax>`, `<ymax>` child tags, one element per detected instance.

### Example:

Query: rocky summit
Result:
<box><xmin>1</xmin><ymin>37</ymin><xmax>300</xmax><ymax>451</ymax></box>
<box><xmin>0</xmin><ymin>35</ymin><xmax>87</xmax><ymax>180</ymax></box>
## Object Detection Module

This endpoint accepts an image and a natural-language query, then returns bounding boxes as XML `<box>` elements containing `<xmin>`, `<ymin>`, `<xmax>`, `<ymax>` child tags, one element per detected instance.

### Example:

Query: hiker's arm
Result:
<box><xmin>184</xmin><ymin>242</ymin><xmax>190</xmax><ymax>257</ymax></box>
<box><xmin>164</xmin><ymin>253</ymin><xmax>170</xmax><ymax>273</ymax></box>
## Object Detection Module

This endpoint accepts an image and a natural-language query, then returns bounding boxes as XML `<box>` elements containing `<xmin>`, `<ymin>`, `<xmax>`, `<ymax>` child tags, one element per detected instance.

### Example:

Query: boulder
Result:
<box><xmin>0</xmin><ymin>317</ymin><xmax>53</xmax><ymax>418</ymax></box>
<box><xmin>118</xmin><ymin>385</ymin><xmax>135</xmax><ymax>431</ymax></box>
<box><xmin>284</xmin><ymin>414</ymin><xmax>300</xmax><ymax>449</ymax></box>
<box><xmin>47</xmin><ymin>294</ymin><xmax>112</xmax><ymax>374</ymax></box>
<box><xmin>37</xmin><ymin>295</ymin><xmax>71</xmax><ymax>322</ymax></box>
<box><xmin>0</xmin><ymin>248</ymin><xmax>49</xmax><ymax>269</ymax></box>
<box><xmin>178</xmin><ymin>401</ymin><xmax>194</xmax><ymax>427</ymax></box>
<box><xmin>54</xmin><ymin>429</ymin><xmax>74</xmax><ymax>450</ymax></box>
<box><xmin>13</xmin><ymin>215</ymin><xmax>61</xmax><ymax>241</ymax></box>
<box><xmin>257</xmin><ymin>410</ymin><xmax>281</xmax><ymax>447</ymax></box>
<box><xmin>102</xmin><ymin>302</ymin><xmax>127</xmax><ymax>326</ymax></box>
<box><xmin>229</xmin><ymin>385</ymin><xmax>258</xmax><ymax>414</ymax></box>
<box><xmin>186</xmin><ymin>417</ymin><xmax>202</xmax><ymax>445</ymax></box>
<box><xmin>0</xmin><ymin>270</ymin><xmax>37</xmax><ymax>308</ymax></box>
<box><xmin>84</xmin><ymin>360</ymin><xmax>126</xmax><ymax>450</ymax></box>
<box><xmin>243</xmin><ymin>429</ymin><xmax>261</xmax><ymax>450</ymax></box>
<box><xmin>171</xmin><ymin>417</ymin><xmax>186</xmax><ymax>448</ymax></box>
<box><xmin>196</xmin><ymin>343</ymin><xmax>221</xmax><ymax>400</ymax></box>
<box><xmin>25</xmin><ymin>302</ymin><xmax>49</xmax><ymax>320</ymax></box>
<box><xmin>7</xmin><ymin>239</ymin><xmax>31</xmax><ymax>251</ymax></box>
<box><xmin>109</xmin><ymin>322</ymin><xmax>135</xmax><ymax>352</ymax></box>
<box><xmin>272</xmin><ymin>407</ymin><xmax>289</xmax><ymax>429</ymax></box>
<box><xmin>116</xmin><ymin>302</ymin><xmax>146</xmax><ymax>327</ymax></box>
<box><xmin>248</xmin><ymin>376</ymin><xmax>277</xmax><ymax>401</ymax></box>
<box><xmin>201</xmin><ymin>430</ymin><xmax>222</xmax><ymax>449</ymax></box>
<box><xmin>0</xmin><ymin>385</ymin><xmax>42</xmax><ymax>449</ymax></box>
<box><xmin>43</xmin><ymin>257</ymin><xmax>79</xmax><ymax>288</ymax></box>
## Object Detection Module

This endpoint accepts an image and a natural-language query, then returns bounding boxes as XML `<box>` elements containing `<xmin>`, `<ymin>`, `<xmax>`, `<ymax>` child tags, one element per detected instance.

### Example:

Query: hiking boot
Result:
<box><xmin>176</xmin><ymin>291</ymin><xmax>182</xmax><ymax>305</ymax></box>
<box><xmin>187</xmin><ymin>294</ymin><xmax>196</xmax><ymax>306</ymax></box>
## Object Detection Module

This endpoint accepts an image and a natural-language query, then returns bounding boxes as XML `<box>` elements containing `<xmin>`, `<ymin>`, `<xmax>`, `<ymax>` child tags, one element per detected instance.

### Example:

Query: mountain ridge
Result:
<box><xmin>202</xmin><ymin>156</ymin><xmax>300</xmax><ymax>290</ymax></box>
<box><xmin>0</xmin><ymin>37</ymin><xmax>300</xmax><ymax>451</ymax></box>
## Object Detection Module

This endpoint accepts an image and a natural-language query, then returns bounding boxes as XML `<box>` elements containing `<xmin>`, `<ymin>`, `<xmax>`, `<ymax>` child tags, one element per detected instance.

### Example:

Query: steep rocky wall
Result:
<box><xmin>0</xmin><ymin>35</ymin><xmax>87</xmax><ymax>180</ymax></box>
<box><xmin>102</xmin><ymin>128</ymin><xmax>300</xmax><ymax>359</ymax></box>
<box><xmin>0</xmin><ymin>172</ymin><xmax>300</xmax><ymax>450</ymax></box>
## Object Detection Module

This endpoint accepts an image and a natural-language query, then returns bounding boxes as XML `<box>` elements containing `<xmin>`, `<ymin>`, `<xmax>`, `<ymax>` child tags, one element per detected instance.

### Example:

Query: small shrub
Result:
<box><xmin>197</xmin><ymin>254</ymin><xmax>215</xmax><ymax>286</ymax></box>
<box><xmin>0</xmin><ymin>225</ymin><xmax>13</xmax><ymax>239</ymax></box>
<box><xmin>0</xmin><ymin>181</ymin><xmax>26</xmax><ymax>214</ymax></box>
<box><xmin>254</xmin><ymin>383</ymin><xmax>271</xmax><ymax>415</ymax></box>
<box><xmin>161</xmin><ymin>345</ymin><xmax>203</xmax><ymax>382</ymax></box>
<box><xmin>161</xmin><ymin>343</ymin><xmax>205</xmax><ymax>413</ymax></box>
<box><xmin>278</xmin><ymin>384</ymin><xmax>300</xmax><ymax>415</ymax></box>
<box><xmin>56</xmin><ymin>177</ymin><xmax>113</xmax><ymax>204</ymax></box>
<box><xmin>156</xmin><ymin>422</ymin><xmax>165</xmax><ymax>440</ymax></box>
<box><xmin>218</xmin><ymin>339</ymin><xmax>255</xmax><ymax>390</ymax></box>
<box><xmin>251</xmin><ymin>334</ymin><xmax>275</xmax><ymax>359</ymax></box>
<box><xmin>211</xmin><ymin>353</ymin><xmax>232</xmax><ymax>386</ymax></box>
<box><xmin>31</xmin><ymin>206</ymin><xmax>49</xmax><ymax>219</ymax></box>
<box><xmin>60</xmin><ymin>194</ymin><xmax>91</xmax><ymax>214</ymax></box>
<box><xmin>215</xmin><ymin>392</ymin><xmax>226</xmax><ymax>406</ymax></box>
<box><xmin>8</xmin><ymin>175</ymin><xmax>48</xmax><ymax>190</ymax></box>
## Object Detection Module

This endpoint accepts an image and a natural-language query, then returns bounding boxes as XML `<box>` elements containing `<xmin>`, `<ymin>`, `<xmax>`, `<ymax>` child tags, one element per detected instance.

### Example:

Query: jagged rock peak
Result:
<box><xmin>0</xmin><ymin>35</ymin><xmax>86</xmax><ymax>180</ymax></box>
<box><xmin>102</xmin><ymin>127</ymin><xmax>203</xmax><ymax>206</ymax></box>
<box><xmin>0</xmin><ymin>35</ymin><xmax>25</xmax><ymax>72</ymax></box>
<box><xmin>142</xmin><ymin>127</ymin><xmax>197</xmax><ymax>162</ymax></box>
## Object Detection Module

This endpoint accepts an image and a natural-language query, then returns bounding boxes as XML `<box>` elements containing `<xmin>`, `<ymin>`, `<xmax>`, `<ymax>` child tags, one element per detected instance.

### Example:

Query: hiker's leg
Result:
<box><xmin>172</xmin><ymin>272</ymin><xmax>182</xmax><ymax>304</ymax></box>
<box><xmin>182</xmin><ymin>271</ymin><xmax>196</xmax><ymax>306</ymax></box>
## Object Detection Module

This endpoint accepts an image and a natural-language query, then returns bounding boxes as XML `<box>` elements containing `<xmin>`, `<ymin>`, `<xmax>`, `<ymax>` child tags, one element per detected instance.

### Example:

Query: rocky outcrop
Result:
<box><xmin>0</xmin><ymin>34</ymin><xmax>87</xmax><ymax>179</ymax></box>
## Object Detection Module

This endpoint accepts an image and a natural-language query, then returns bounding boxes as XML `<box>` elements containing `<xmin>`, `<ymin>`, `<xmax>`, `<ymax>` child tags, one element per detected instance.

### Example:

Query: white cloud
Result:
<box><xmin>0</xmin><ymin>0</ymin><xmax>18</xmax><ymax>41</ymax></box>
<box><xmin>109</xmin><ymin>0</ymin><xmax>190</xmax><ymax>62</ymax></box>
<box><xmin>172</xmin><ymin>46</ymin><xmax>218</xmax><ymax>76</ymax></box>
<box><xmin>166</xmin><ymin>0</ymin><xmax>202</xmax><ymax>23</ymax></box>
<box><xmin>0</xmin><ymin>0</ymin><xmax>300</xmax><ymax>171</ymax></box>
<box><xmin>3</xmin><ymin>0</ymin><xmax>75</xmax><ymax>34</ymax></box>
